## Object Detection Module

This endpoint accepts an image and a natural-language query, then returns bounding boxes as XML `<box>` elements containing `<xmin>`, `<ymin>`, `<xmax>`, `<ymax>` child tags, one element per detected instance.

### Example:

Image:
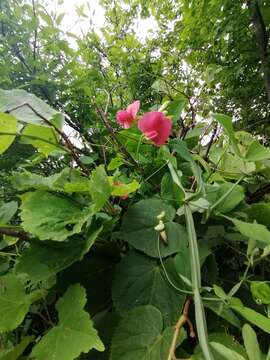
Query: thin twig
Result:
<box><xmin>5</xmin><ymin>103</ymin><xmax>90</xmax><ymax>174</ymax></box>
<box><xmin>0</xmin><ymin>226</ymin><xmax>30</xmax><ymax>240</ymax></box>
<box><xmin>204</xmin><ymin>123</ymin><xmax>218</xmax><ymax>160</ymax></box>
<box><xmin>167</xmin><ymin>299</ymin><xmax>192</xmax><ymax>360</ymax></box>
<box><xmin>93</xmin><ymin>99</ymin><xmax>144</xmax><ymax>175</ymax></box>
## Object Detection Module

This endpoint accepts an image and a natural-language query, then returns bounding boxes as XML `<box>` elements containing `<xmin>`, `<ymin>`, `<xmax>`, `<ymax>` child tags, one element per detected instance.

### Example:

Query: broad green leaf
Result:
<box><xmin>213</xmin><ymin>183</ymin><xmax>245</xmax><ymax>214</ymax></box>
<box><xmin>210</xmin><ymin>342</ymin><xmax>247</xmax><ymax>360</ymax></box>
<box><xmin>20</xmin><ymin>191</ymin><xmax>90</xmax><ymax>241</ymax></box>
<box><xmin>204</xmin><ymin>299</ymin><xmax>241</xmax><ymax>328</ymax></box>
<box><xmin>251</xmin><ymin>282</ymin><xmax>270</xmax><ymax>305</ymax></box>
<box><xmin>12</xmin><ymin>168</ymin><xmax>90</xmax><ymax>193</ymax></box>
<box><xmin>110</xmin><ymin>305</ymin><xmax>186</xmax><ymax>360</ymax></box>
<box><xmin>169</xmin><ymin>139</ymin><xmax>193</xmax><ymax>162</ymax></box>
<box><xmin>89</xmin><ymin>165</ymin><xmax>112</xmax><ymax>213</ymax></box>
<box><xmin>111</xmin><ymin>180</ymin><xmax>140</xmax><ymax>197</ymax></box>
<box><xmin>213</xmin><ymin>114</ymin><xmax>241</xmax><ymax>157</ymax></box>
<box><xmin>0</xmin><ymin>89</ymin><xmax>63</xmax><ymax>125</ymax></box>
<box><xmin>213</xmin><ymin>285</ymin><xmax>228</xmax><ymax>300</ymax></box>
<box><xmin>11</xmin><ymin>170</ymin><xmax>58</xmax><ymax>191</ymax></box>
<box><xmin>195</xmin><ymin>332</ymin><xmax>247</xmax><ymax>360</ymax></box>
<box><xmin>245</xmin><ymin>141</ymin><xmax>270</xmax><ymax>162</ymax></box>
<box><xmin>0</xmin><ymin>336</ymin><xmax>33</xmax><ymax>360</ymax></box>
<box><xmin>173</xmin><ymin>242</ymin><xmax>211</xmax><ymax>288</ymax></box>
<box><xmin>0</xmin><ymin>274</ymin><xmax>43</xmax><ymax>332</ymax></box>
<box><xmin>108</xmin><ymin>156</ymin><xmax>125</xmax><ymax>170</ymax></box>
<box><xmin>112</xmin><ymin>251</ymin><xmax>185</xmax><ymax>326</ymax></box>
<box><xmin>161</xmin><ymin>172</ymin><xmax>185</xmax><ymax>205</ymax></box>
<box><xmin>121</xmin><ymin>199</ymin><xmax>188</xmax><ymax>258</ymax></box>
<box><xmin>242</xmin><ymin>324</ymin><xmax>261</xmax><ymax>360</ymax></box>
<box><xmin>31</xmin><ymin>284</ymin><xmax>104</xmax><ymax>360</ymax></box>
<box><xmin>0</xmin><ymin>113</ymin><xmax>17</xmax><ymax>154</ymax></box>
<box><xmin>0</xmin><ymin>201</ymin><xmax>17</xmax><ymax>224</ymax></box>
<box><xmin>52</xmin><ymin>168</ymin><xmax>91</xmax><ymax>193</ymax></box>
<box><xmin>229</xmin><ymin>299</ymin><xmax>270</xmax><ymax>333</ymax></box>
<box><xmin>20</xmin><ymin>123</ymin><xmax>60</xmax><ymax>156</ymax></box>
<box><xmin>167</xmin><ymin>97</ymin><xmax>188</xmax><ymax>123</ymax></box>
<box><xmin>247</xmin><ymin>203</ymin><xmax>270</xmax><ymax>227</ymax></box>
<box><xmin>15</xmin><ymin>225</ymin><xmax>103</xmax><ymax>282</ymax></box>
<box><xmin>225</xmin><ymin>217</ymin><xmax>270</xmax><ymax>245</ymax></box>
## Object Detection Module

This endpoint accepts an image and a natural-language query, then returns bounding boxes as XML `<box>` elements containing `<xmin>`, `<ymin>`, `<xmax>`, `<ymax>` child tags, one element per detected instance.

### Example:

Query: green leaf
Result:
<box><xmin>161</xmin><ymin>172</ymin><xmax>185</xmax><ymax>205</ymax></box>
<box><xmin>229</xmin><ymin>299</ymin><xmax>270</xmax><ymax>334</ymax></box>
<box><xmin>108</xmin><ymin>156</ymin><xmax>125</xmax><ymax>170</ymax></box>
<box><xmin>167</xmin><ymin>97</ymin><xmax>188</xmax><ymax>123</ymax></box>
<box><xmin>110</xmin><ymin>305</ymin><xmax>186</xmax><ymax>360</ymax></box>
<box><xmin>251</xmin><ymin>282</ymin><xmax>270</xmax><ymax>305</ymax></box>
<box><xmin>89</xmin><ymin>165</ymin><xmax>112</xmax><ymax>213</ymax></box>
<box><xmin>247</xmin><ymin>203</ymin><xmax>270</xmax><ymax>227</ymax></box>
<box><xmin>213</xmin><ymin>114</ymin><xmax>241</xmax><ymax>157</ymax></box>
<box><xmin>195</xmin><ymin>332</ymin><xmax>247</xmax><ymax>360</ymax></box>
<box><xmin>173</xmin><ymin>241</ymin><xmax>211</xmax><ymax>288</ymax></box>
<box><xmin>242</xmin><ymin>324</ymin><xmax>261</xmax><ymax>360</ymax></box>
<box><xmin>204</xmin><ymin>299</ymin><xmax>241</xmax><ymax>328</ymax></box>
<box><xmin>0</xmin><ymin>274</ymin><xmax>42</xmax><ymax>332</ymax></box>
<box><xmin>0</xmin><ymin>336</ymin><xmax>34</xmax><ymax>360</ymax></box>
<box><xmin>20</xmin><ymin>191</ymin><xmax>90</xmax><ymax>241</ymax></box>
<box><xmin>0</xmin><ymin>201</ymin><xmax>17</xmax><ymax>225</ymax></box>
<box><xmin>169</xmin><ymin>139</ymin><xmax>193</xmax><ymax>162</ymax></box>
<box><xmin>121</xmin><ymin>199</ymin><xmax>188</xmax><ymax>258</ymax></box>
<box><xmin>20</xmin><ymin>123</ymin><xmax>60</xmax><ymax>156</ymax></box>
<box><xmin>213</xmin><ymin>182</ymin><xmax>245</xmax><ymax>214</ymax></box>
<box><xmin>225</xmin><ymin>217</ymin><xmax>270</xmax><ymax>245</ymax></box>
<box><xmin>245</xmin><ymin>141</ymin><xmax>270</xmax><ymax>162</ymax></box>
<box><xmin>210</xmin><ymin>342</ymin><xmax>247</xmax><ymax>360</ymax></box>
<box><xmin>31</xmin><ymin>284</ymin><xmax>104</xmax><ymax>360</ymax></box>
<box><xmin>112</xmin><ymin>251</ymin><xmax>185</xmax><ymax>326</ymax></box>
<box><xmin>0</xmin><ymin>89</ymin><xmax>63</xmax><ymax>125</ymax></box>
<box><xmin>0</xmin><ymin>113</ymin><xmax>17</xmax><ymax>154</ymax></box>
<box><xmin>12</xmin><ymin>168</ymin><xmax>90</xmax><ymax>193</ymax></box>
<box><xmin>111</xmin><ymin>180</ymin><xmax>140</xmax><ymax>197</ymax></box>
<box><xmin>15</xmin><ymin>225</ymin><xmax>103</xmax><ymax>282</ymax></box>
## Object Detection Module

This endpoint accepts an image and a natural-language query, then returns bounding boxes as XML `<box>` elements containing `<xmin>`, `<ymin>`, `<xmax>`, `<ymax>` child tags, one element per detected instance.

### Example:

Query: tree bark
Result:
<box><xmin>248</xmin><ymin>0</ymin><xmax>270</xmax><ymax>102</ymax></box>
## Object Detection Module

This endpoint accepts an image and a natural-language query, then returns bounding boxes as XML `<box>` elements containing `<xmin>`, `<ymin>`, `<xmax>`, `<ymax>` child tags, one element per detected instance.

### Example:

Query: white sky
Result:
<box><xmin>45</xmin><ymin>0</ymin><xmax>159</xmax><ymax>146</ymax></box>
<box><xmin>46</xmin><ymin>0</ymin><xmax>158</xmax><ymax>42</ymax></box>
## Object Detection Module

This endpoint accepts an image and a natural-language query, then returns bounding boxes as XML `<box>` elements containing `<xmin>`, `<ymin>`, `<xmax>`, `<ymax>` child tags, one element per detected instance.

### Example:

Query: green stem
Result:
<box><xmin>135</xmin><ymin>134</ymin><xmax>144</xmax><ymax>161</ymax></box>
<box><xmin>184</xmin><ymin>203</ymin><xmax>214</xmax><ymax>360</ymax></box>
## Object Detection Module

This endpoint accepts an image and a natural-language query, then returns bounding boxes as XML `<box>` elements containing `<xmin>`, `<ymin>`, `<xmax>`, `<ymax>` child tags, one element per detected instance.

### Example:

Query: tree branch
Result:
<box><xmin>5</xmin><ymin>103</ymin><xmax>90</xmax><ymax>174</ymax></box>
<box><xmin>248</xmin><ymin>0</ymin><xmax>270</xmax><ymax>101</ymax></box>
<box><xmin>0</xmin><ymin>227</ymin><xmax>30</xmax><ymax>241</ymax></box>
<box><xmin>247</xmin><ymin>182</ymin><xmax>270</xmax><ymax>204</ymax></box>
<box><xmin>93</xmin><ymin>99</ymin><xmax>144</xmax><ymax>175</ymax></box>
<box><xmin>167</xmin><ymin>298</ymin><xmax>194</xmax><ymax>360</ymax></box>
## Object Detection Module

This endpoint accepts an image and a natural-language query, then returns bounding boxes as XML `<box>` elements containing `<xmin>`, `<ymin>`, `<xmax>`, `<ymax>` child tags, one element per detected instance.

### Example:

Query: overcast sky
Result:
<box><xmin>46</xmin><ymin>0</ymin><xmax>158</xmax><ymax>42</ymax></box>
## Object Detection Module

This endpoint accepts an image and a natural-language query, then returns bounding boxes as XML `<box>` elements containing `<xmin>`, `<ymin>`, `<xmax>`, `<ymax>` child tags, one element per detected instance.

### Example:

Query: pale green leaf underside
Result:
<box><xmin>0</xmin><ymin>112</ymin><xmax>17</xmax><ymax>154</ymax></box>
<box><xmin>31</xmin><ymin>284</ymin><xmax>104</xmax><ymax>360</ymax></box>
<box><xmin>0</xmin><ymin>274</ymin><xmax>39</xmax><ymax>333</ymax></box>
<box><xmin>20</xmin><ymin>191</ymin><xmax>90</xmax><ymax>241</ymax></box>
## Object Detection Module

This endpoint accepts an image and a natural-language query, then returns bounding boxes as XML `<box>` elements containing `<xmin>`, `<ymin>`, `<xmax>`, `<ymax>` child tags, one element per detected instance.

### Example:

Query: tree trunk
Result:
<box><xmin>248</xmin><ymin>0</ymin><xmax>270</xmax><ymax>102</ymax></box>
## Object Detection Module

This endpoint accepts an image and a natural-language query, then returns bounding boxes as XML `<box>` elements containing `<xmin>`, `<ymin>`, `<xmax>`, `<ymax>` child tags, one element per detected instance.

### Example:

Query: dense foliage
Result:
<box><xmin>1</xmin><ymin>0</ymin><xmax>270</xmax><ymax>359</ymax></box>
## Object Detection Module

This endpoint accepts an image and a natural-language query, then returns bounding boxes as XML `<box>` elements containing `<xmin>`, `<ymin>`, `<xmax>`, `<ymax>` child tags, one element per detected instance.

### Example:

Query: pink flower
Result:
<box><xmin>138</xmin><ymin>111</ymin><xmax>172</xmax><ymax>147</ymax></box>
<box><xmin>116</xmin><ymin>100</ymin><xmax>140</xmax><ymax>129</ymax></box>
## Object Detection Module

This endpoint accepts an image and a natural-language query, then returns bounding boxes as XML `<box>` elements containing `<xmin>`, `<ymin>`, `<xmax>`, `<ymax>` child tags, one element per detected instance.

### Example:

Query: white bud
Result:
<box><xmin>154</xmin><ymin>220</ymin><xmax>165</xmax><ymax>231</ymax></box>
<box><xmin>157</xmin><ymin>211</ymin><xmax>165</xmax><ymax>220</ymax></box>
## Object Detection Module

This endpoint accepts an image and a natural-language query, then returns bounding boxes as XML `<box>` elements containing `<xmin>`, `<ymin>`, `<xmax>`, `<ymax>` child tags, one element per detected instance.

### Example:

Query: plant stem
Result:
<box><xmin>167</xmin><ymin>299</ymin><xmax>191</xmax><ymax>360</ymax></box>
<box><xmin>184</xmin><ymin>203</ymin><xmax>214</xmax><ymax>360</ymax></box>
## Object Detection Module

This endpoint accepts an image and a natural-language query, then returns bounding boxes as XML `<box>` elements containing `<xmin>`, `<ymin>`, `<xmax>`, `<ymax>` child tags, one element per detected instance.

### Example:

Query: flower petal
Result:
<box><xmin>126</xmin><ymin>100</ymin><xmax>140</xmax><ymax>119</ymax></box>
<box><xmin>116</xmin><ymin>110</ymin><xmax>133</xmax><ymax>128</ymax></box>
<box><xmin>138</xmin><ymin>112</ymin><xmax>172</xmax><ymax>146</ymax></box>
